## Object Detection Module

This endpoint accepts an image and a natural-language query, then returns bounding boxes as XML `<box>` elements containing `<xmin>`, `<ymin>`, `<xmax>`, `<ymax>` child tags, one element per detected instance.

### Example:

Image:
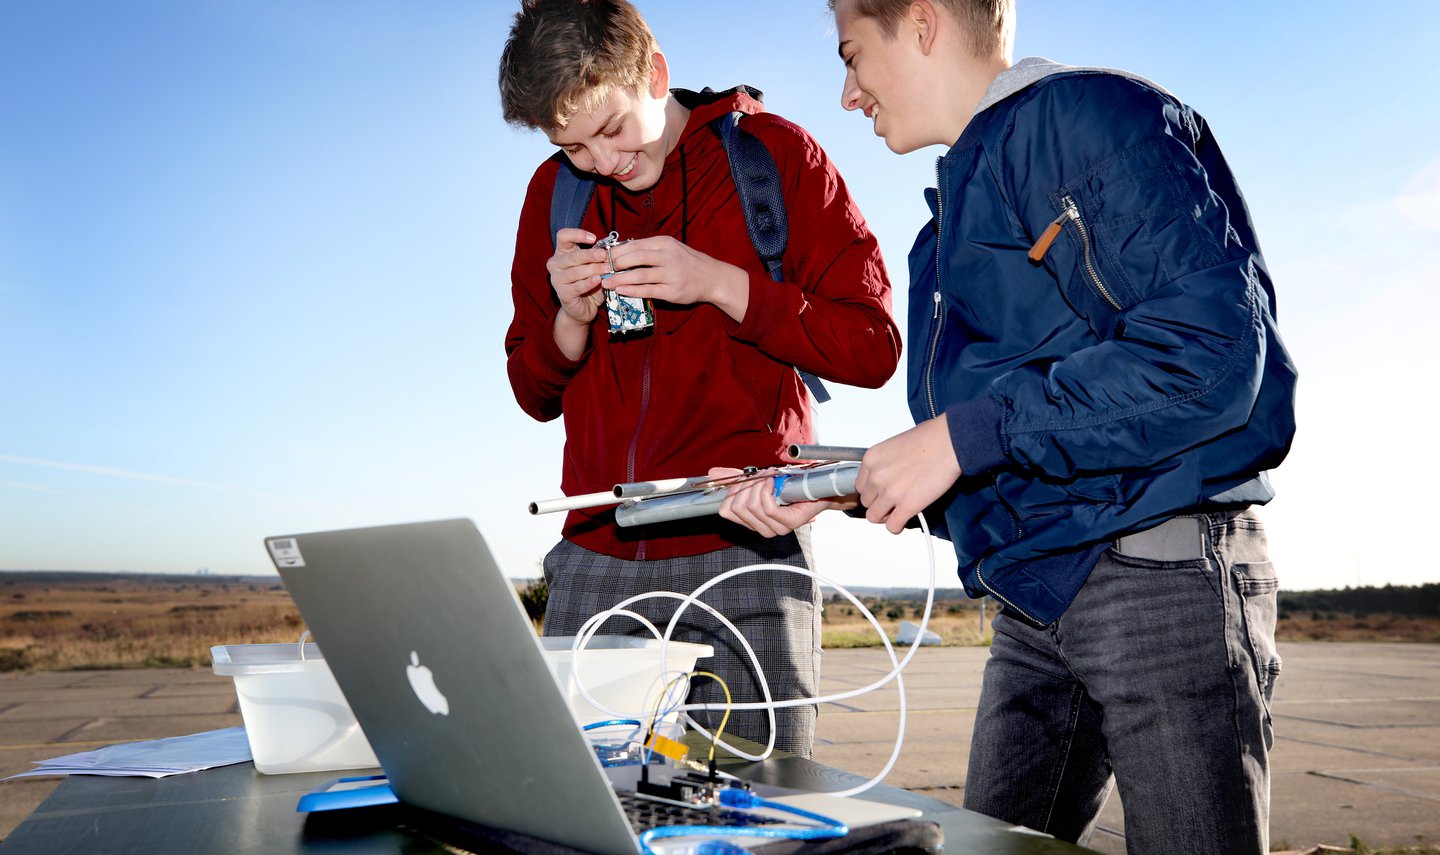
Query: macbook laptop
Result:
<box><xmin>264</xmin><ymin>518</ymin><xmax>929</xmax><ymax>854</ymax></box>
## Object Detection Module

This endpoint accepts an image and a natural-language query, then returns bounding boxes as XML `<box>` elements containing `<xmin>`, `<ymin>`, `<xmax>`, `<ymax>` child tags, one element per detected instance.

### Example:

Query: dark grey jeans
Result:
<box><xmin>964</xmin><ymin>509</ymin><xmax>1279</xmax><ymax>854</ymax></box>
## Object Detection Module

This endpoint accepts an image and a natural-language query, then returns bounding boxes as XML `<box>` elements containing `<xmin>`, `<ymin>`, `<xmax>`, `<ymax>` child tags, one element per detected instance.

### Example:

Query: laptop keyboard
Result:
<box><xmin>618</xmin><ymin>792</ymin><xmax>784</xmax><ymax>833</ymax></box>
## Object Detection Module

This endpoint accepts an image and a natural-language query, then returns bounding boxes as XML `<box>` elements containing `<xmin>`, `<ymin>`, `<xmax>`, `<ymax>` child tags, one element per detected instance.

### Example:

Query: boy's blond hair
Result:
<box><xmin>831</xmin><ymin>0</ymin><xmax>1013</xmax><ymax>61</ymax></box>
<box><xmin>499</xmin><ymin>0</ymin><xmax>659</xmax><ymax>132</ymax></box>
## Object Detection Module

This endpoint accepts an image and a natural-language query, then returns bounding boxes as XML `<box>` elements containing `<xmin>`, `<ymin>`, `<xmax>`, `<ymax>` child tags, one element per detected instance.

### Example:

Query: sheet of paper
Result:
<box><xmin>6</xmin><ymin>726</ymin><xmax>252</xmax><ymax>779</ymax></box>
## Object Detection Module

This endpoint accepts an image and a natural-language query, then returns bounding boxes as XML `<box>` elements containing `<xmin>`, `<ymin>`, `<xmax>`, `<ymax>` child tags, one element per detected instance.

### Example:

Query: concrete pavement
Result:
<box><xmin>2</xmin><ymin>641</ymin><xmax>1438</xmax><ymax>851</ymax></box>
<box><xmin>809</xmin><ymin>642</ymin><xmax>1440</xmax><ymax>853</ymax></box>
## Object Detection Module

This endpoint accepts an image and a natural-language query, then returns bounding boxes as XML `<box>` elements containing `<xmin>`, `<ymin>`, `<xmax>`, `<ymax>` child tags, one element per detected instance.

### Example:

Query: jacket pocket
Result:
<box><xmin>718</xmin><ymin>338</ymin><xmax>777</xmax><ymax>434</ymax></box>
<box><xmin>1061</xmin><ymin>473</ymin><xmax>1120</xmax><ymax>505</ymax></box>
<box><xmin>1050</xmin><ymin>138</ymin><xmax>1228</xmax><ymax>319</ymax></box>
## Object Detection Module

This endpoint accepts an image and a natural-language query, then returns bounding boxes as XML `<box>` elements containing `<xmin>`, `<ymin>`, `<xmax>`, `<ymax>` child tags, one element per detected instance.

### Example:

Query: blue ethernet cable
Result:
<box><xmin>695</xmin><ymin>843</ymin><xmax>748</xmax><ymax>855</ymax></box>
<box><xmin>637</xmin><ymin>786</ymin><xmax>848</xmax><ymax>855</ymax></box>
<box><xmin>582</xmin><ymin>719</ymin><xmax>644</xmax><ymax>731</ymax></box>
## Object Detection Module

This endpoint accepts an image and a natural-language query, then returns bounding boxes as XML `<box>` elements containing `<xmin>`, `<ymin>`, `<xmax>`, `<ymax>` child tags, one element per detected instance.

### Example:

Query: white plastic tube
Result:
<box><xmin>528</xmin><ymin>490</ymin><xmax>621</xmax><ymax>515</ymax></box>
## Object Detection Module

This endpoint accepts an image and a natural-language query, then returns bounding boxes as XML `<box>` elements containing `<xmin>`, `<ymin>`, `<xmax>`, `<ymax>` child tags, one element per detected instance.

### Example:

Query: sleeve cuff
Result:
<box><xmin>731</xmin><ymin>272</ymin><xmax>800</xmax><ymax>342</ymax></box>
<box><xmin>526</xmin><ymin>312</ymin><xmax>590</xmax><ymax>383</ymax></box>
<box><xmin>945</xmin><ymin>396</ymin><xmax>1007</xmax><ymax>476</ymax></box>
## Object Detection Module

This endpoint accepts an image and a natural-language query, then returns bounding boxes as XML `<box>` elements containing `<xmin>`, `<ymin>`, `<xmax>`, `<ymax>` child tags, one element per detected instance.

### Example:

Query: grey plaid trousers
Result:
<box><xmin>541</xmin><ymin>530</ymin><xmax>820</xmax><ymax>757</ymax></box>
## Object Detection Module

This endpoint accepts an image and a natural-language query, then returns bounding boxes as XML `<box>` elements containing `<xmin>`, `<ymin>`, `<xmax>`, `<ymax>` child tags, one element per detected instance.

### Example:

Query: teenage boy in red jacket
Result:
<box><xmin>498</xmin><ymin>0</ymin><xmax>900</xmax><ymax>757</ymax></box>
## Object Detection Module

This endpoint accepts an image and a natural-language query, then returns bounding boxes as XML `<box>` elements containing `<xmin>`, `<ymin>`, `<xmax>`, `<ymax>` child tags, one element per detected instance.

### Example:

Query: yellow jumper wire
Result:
<box><xmin>647</xmin><ymin>670</ymin><xmax>733</xmax><ymax>764</ymax></box>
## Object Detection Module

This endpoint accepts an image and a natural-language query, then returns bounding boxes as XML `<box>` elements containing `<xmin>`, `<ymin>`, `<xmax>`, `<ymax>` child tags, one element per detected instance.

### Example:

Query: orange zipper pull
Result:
<box><xmin>1028</xmin><ymin>208</ymin><xmax>1072</xmax><ymax>263</ymax></box>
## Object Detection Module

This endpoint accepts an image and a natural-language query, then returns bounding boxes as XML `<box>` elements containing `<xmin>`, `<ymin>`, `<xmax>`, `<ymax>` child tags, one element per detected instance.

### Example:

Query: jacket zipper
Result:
<box><xmin>973</xmin><ymin>556</ymin><xmax>1039</xmax><ymax>625</ymax></box>
<box><xmin>1030</xmin><ymin>194</ymin><xmax>1122</xmax><ymax>312</ymax></box>
<box><xmin>924</xmin><ymin>157</ymin><xmax>946</xmax><ymax>419</ymax></box>
<box><xmin>928</xmin><ymin>159</ymin><xmax>1032</xmax><ymax>626</ymax></box>
<box><xmin>626</xmin><ymin>340</ymin><xmax>655</xmax><ymax>560</ymax></box>
<box><xmin>929</xmin><ymin>159</ymin><xmax>1038</xmax><ymax>625</ymax></box>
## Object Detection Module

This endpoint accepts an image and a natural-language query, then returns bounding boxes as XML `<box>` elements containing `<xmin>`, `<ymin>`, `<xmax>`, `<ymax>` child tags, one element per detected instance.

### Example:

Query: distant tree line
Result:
<box><xmin>849</xmin><ymin>583</ymin><xmax>1440</xmax><ymax>619</ymax></box>
<box><xmin>513</xmin><ymin>580</ymin><xmax>1440</xmax><ymax>622</ymax></box>
<box><xmin>1278</xmin><ymin>583</ymin><xmax>1440</xmax><ymax>618</ymax></box>
<box><xmin>832</xmin><ymin>585</ymin><xmax>1440</xmax><ymax>619</ymax></box>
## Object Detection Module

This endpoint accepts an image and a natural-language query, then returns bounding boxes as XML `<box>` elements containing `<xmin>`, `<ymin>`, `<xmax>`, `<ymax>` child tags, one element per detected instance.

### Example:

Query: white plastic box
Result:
<box><xmin>541</xmin><ymin>636</ymin><xmax>713</xmax><ymax>728</ymax></box>
<box><xmin>211</xmin><ymin>642</ymin><xmax>380</xmax><ymax>775</ymax></box>
<box><xmin>212</xmin><ymin>636</ymin><xmax>712</xmax><ymax>773</ymax></box>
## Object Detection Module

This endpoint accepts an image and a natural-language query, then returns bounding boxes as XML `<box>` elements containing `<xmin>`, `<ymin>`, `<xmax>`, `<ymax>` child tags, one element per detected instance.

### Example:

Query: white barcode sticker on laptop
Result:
<box><xmin>267</xmin><ymin>538</ymin><xmax>305</xmax><ymax>568</ymax></box>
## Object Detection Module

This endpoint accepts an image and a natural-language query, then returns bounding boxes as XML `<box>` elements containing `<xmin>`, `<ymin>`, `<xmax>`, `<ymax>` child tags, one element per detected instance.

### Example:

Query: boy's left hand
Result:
<box><xmin>605</xmin><ymin>237</ymin><xmax>750</xmax><ymax>322</ymax></box>
<box><xmin>714</xmin><ymin>467</ymin><xmax>852</xmax><ymax>538</ymax></box>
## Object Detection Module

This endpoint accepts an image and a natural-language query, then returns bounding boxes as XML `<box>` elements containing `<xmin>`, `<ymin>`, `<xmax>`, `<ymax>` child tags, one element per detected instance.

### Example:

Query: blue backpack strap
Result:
<box><xmin>711</xmin><ymin>112</ymin><xmax>831</xmax><ymax>404</ymax></box>
<box><xmin>550</xmin><ymin>156</ymin><xmax>596</xmax><ymax>248</ymax></box>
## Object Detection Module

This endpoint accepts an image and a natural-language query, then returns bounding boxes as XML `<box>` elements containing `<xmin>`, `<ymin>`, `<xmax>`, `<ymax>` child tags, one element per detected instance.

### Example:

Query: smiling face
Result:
<box><xmin>546</xmin><ymin>53</ymin><xmax>676</xmax><ymax>192</ymax></box>
<box><xmin>835</xmin><ymin>0</ymin><xmax>935</xmax><ymax>154</ymax></box>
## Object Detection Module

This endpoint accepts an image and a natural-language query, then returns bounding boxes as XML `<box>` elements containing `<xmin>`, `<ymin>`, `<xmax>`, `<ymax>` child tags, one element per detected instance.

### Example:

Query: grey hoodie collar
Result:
<box><xmin>974</xmin><ymin>56</ymin><xmax>1169</xmax><ymax>115</ymax></box>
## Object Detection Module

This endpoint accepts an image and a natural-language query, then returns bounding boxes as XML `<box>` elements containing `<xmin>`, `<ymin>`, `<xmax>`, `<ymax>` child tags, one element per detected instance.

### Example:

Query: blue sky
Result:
<box><xmin>3</xmin><ymin>1</ymin><xmax>1438</xmax><ymax>592</ymax></box>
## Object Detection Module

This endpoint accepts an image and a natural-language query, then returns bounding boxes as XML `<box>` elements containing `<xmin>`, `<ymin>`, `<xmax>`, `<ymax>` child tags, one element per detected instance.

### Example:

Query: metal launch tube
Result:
<box><xmin>529</xmin><ymin>475</ymin><xmax>722</xmax><ymax>515</ymax></box>
<box><xmin>612</xmin><ymin>475</ymin><xmax>715</xmax><ymax>499</ymax></box>
<box><xmin>787</xmin><ymin>444</ymin><xmax>867</xmax><ymax>462</ymax></box>
<box><xmin>614</xmin><ymin>462</ymin><xmax>859</xmax><ymax>527</ymax></box>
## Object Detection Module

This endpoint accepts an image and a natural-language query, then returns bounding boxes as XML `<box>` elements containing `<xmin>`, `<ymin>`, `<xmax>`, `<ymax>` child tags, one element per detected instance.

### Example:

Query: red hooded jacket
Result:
<box><xmin>506</xmin><ymin>87</ymin><xmax>900</xmax><ymax>560</ymax></box>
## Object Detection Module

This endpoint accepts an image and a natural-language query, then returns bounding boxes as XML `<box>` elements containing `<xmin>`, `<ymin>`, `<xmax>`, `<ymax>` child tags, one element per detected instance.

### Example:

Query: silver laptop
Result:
<box><xmin>265</xmin><ymin>518</ymin><xmax>924</xmax><ymax>854</ymax></box>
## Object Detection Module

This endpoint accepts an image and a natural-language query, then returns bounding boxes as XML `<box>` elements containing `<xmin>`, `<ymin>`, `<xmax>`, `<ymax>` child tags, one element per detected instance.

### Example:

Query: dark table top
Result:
<box><xmin>0</xmin><ymin>749</ymin><xmax>1095</xmax><ymax>854</ymax></box>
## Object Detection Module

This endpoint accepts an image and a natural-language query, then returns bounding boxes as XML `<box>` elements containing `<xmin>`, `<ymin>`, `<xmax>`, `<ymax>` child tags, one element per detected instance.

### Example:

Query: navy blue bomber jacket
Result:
<box><xmin>913</xmin><ymin>59</ymin><xmax>1298</xmax><ymax>626</ymax></box>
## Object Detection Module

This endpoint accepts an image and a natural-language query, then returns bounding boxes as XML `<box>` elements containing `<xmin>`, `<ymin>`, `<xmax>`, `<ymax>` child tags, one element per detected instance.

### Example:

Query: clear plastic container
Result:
<box><xmin>540</xmin><ymin>636</ymin><xmax>714</xmax><ymax>730</ymax></box>
<box><xmin>210</xmin><ymin>641</ymin><xmax>379</xmax><ymax>775</ymax></box>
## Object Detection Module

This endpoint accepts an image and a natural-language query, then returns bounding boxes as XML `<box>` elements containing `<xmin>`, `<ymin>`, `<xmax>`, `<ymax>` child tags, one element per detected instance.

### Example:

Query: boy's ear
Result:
<box><xmin>909</xmin><ymin>0</ymin><xmax>940</xmax><ymax>54</ymax></box>
<box><xmin>648</xmin><ymin>51</ymin><xmax>670</xmax><ymax>98</ymax></box>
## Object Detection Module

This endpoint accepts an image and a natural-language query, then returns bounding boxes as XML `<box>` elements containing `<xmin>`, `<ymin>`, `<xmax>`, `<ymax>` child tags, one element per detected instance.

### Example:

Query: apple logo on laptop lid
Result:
<box><xmin>406</xmin><ymin>651</ymin><xmax>449</xmax><ymax>716</ymax></box>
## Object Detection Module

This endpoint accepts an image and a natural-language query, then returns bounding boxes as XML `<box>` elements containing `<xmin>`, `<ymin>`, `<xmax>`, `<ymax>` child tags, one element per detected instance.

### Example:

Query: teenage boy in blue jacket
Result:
<box><xmin>720</xmin><ymin>1</ymin><xmax>1298</xmax><ymax>851</ymax></box>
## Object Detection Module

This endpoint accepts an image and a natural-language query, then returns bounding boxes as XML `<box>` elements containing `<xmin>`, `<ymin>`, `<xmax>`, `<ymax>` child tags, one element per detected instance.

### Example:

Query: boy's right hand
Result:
<box><xmin>547</xmin><ymin>228</ymin><xmax>611</xmax><ymax>327</ymax></box>
<box><xmin>856</xmin><ymin>416</ymin><xmax>961</xmax><ymax>534</ymax></box>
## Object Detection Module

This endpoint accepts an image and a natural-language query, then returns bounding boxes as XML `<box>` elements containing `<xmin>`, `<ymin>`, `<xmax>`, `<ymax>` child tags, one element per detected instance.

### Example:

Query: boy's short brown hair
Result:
<box><xmin>499</xmin><ymin>0</ymin><xmax>660</xmax><ymax>132</ymax></box>
<box><xmin>831</xmin><ymin>0</ymin><xmax>1012</xmax><ymax>61</ymax></box>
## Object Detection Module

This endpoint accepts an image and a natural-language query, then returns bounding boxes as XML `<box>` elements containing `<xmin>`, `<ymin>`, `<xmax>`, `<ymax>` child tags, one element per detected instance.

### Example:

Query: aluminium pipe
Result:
<box><xmin>787</xmin><ymin>444</ymin><xmax>867</xmax><ymax>462</ymax></box>
<box><xmin>614</xmin><ymin>462</ymin><xmax>859</xmax><ymax>527</ymax></box>
<box><xmin>612</xmin><ymin>475</ymin><xmax>714</xmax><ymax>499</ymax></box>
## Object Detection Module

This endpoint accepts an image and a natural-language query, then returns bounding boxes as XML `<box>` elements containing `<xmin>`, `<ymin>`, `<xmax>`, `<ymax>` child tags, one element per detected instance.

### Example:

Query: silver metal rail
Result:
<box><xmin>614</xmin><ymin>462</ymin><xmax>859</xmax><ymax>527</ymax></box>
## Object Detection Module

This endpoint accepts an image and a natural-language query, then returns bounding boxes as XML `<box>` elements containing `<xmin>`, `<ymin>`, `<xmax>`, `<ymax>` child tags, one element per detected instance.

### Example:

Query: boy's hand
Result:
<box><xmin>857</xmin><ymin>416</ymin><xmax>962</xmax><ymax>534</ymax></box>
<box><xmin>714</xmin><ymin>467</ymin><xmax>853</xmax><ymax>538</ymax></box>
<box><xmin>605</xmin><ymin>237</ymin><xmax>751</xmax><ymax>322</ymax></box>
<box><xmin>547</xmin><ymin>228</ymin><xmax>610</xmax><ymax>327</ymax></box>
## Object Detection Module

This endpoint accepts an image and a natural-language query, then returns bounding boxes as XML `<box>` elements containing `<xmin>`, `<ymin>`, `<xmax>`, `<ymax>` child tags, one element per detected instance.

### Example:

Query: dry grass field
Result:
<box><xmin>3</xmin><ymin>571</ymin><xmax>1437</xmax><ymax>672</ymax></box>
<box><xmin>1</xmin><ymin>573</ymin><xmax>303</xmax><ymax>672</ymax></box>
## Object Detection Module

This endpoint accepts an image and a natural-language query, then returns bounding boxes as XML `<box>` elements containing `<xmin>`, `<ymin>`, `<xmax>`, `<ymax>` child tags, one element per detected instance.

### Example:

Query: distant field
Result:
<box><xmin>2</xmin><ymin>572</ymin><xmax>1436</xmax><ymax>672</ymax></box>
<box><xmin>1</xmin><ymin>572</ymin><xmax>302</xmax><ymax>671</ymax></box>
<box><xmin>0</xmin><ymin>572</ymin><xmax>989</xmax><ymax>671</ymax></box>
